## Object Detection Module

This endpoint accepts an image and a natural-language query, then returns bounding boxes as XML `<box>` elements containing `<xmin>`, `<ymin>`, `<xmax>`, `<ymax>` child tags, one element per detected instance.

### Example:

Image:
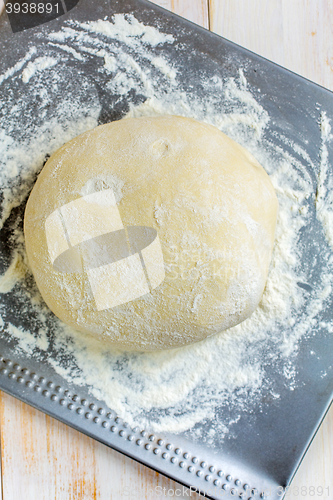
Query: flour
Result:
<box><xmin>316</xmin><ymin>112</ymin><xmax>333</xmax><ymax>248</ymax></box>
<box><xmin>0</xmin><ymin>46</ymin><xmax>37</xmax><ymax>86</ymax></box>
<box><xmin>22</xmin><ymin>56</ymin><xmax>58</xmax><ymax>83</ymax></box>
<box><xmin>78</xmin><ymin>15</ymin><xmax>174</xmax><ymax>48</ymax></box>
<box><xmin>0</xmin><ymin>14</ymin><xmax>332</xmax><ymax>442</ymax></box>
<box><xmin>80</xmin><ymin>174</ymin><xmax>125</xmax><ymax>203</ymax></box>
<box><xmin>0</xmin><ymin>251</ymin><xmax>27</xmax><ymax>293</ymax></box>
<box><xmin>48</xmin><ymin>42</ymin><xmax>85</xmax><ymax>61</ymax></box>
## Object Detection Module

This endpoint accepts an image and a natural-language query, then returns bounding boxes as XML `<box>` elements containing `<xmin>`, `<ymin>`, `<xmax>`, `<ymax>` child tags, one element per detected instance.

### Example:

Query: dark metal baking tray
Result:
<box><xmin>0</xmin><ymin>1</ymin><xmax>333</xmax><ymax>499</ymax></box>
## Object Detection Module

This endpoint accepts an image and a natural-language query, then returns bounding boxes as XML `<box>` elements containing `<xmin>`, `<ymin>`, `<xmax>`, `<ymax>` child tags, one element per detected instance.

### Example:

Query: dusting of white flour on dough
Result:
<box><xmin>0</xmin><ymin>14</ymin><xmax>332</xmax><ymax>442</ymax></box>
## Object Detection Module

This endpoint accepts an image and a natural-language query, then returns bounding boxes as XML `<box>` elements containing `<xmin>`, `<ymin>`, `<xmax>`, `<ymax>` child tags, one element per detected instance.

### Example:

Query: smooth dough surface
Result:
<box><xmin>24</xmin><ymin>116</ymin><xmax>278</xmax><ymax>351</ymax></box>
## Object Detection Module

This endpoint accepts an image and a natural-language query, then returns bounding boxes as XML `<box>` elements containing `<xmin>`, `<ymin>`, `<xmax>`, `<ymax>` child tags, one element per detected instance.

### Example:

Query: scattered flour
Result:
<box><xmin>0</xmin><ymin>46</ymin><xmax>37</xmax><ymax>86</ymax></box>
<box><xmin>316</xmin><ymin>112</ymin><xmax>333</xmax><ymax>248</ymax></box>
<box><xmin>0</xmin><ymin>251</ymin><xmax>27</xmax><ymax>293</ymax></box>
<box><xmin>78</xmin><ymin>15</ymin><xmax>174</xmax><ymax>48</ymax></box>
<box><xmin>0</xmin><ymin>14</ymin><xmax>332</xmax><ymax>443</ymax></box>
<box><xmin>22</xmin><ymin>56</ymin><xmax>58</xmax><ymax>83</ymax></box>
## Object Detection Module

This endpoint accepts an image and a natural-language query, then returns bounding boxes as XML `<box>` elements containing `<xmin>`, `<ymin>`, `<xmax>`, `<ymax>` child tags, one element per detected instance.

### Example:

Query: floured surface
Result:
<box><xmin>0</xmin><ymin>14</ymin><xmax>332</xmax><ymax>444</ymax></box>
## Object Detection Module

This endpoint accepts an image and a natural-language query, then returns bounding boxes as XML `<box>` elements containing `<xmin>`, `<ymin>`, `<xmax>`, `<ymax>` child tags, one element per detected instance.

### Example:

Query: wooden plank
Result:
<box><xmin>209</xmin><ymin>0</ymin><xmax>333</xmax><ymax>91</ymax></box>
<box><xmin>281</xmin><ymin>0</ymin><xmax>333</xmax><ymax>91</ymax></box>
<box><xmin>0</xmin><ymin>392</ymin><xmax>204</xmax><ymax>499</ymax></box>
<box><xmin>0</xmin><ymin>392</ymin><xmax>98</xmax><ymax>499</ymax></box>
<box><xmin>149</xmin><ymin>0</ymin><xmax>209</xmax><ymax>29</ymax></box>
<box><xmin>1</xmin><ymin>1</ymin><xmax>332</xmax><ymax>499</ymax></box>
<box><xmin>209</xmin><ymin>0</ymin><xmax>285</xmax><ymax>68</ymax></box>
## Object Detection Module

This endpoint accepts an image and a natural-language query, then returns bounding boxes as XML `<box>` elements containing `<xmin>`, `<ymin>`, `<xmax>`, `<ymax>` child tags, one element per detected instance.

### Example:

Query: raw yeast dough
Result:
<box><xmin>24</xmin><ymin>116</ymin><xmax>278</xmax><ymax>351</ymax></box>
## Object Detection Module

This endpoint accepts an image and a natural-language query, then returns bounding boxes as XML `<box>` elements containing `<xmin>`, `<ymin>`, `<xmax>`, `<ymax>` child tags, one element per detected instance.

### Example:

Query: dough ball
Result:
<box><xmin>24</xmin><ymin>116</ymin><xmax>278</xmax><ymax>351</ymax></box>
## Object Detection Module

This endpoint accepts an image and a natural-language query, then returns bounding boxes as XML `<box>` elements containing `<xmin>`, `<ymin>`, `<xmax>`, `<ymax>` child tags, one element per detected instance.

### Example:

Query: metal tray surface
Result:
<box><xmin>0</xmin><ymin>1</ymin><xmax>333</xmax><ymax>499</ymax></box>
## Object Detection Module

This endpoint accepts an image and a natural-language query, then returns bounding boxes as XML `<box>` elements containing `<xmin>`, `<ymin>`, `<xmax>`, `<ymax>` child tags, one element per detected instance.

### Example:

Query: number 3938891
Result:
<box><xmin>6</xmin><ymin>2</ymin><xmax>60</xmax><ymax>14</ymax></box>
<box><xmin>4</xmin><ymin>0</ymin><xmax>80</xmax><ymax>32</ymax></box>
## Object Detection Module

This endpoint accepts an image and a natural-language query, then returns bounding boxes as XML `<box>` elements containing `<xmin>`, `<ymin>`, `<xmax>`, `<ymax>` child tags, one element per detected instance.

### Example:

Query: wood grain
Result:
<box><xmin>0</xmin><ymin>0</ymin><xmax>332</xmax><ymax>499</ymax></box>
<box><xmin>150</xmin><ymin>0</ymin><xmax>209</xmax><ymax>29</ymax></box>
<box><xmin>209</xmin><ymin>0</ymin><xmax>333</xmax><ymax>91</ymax></box>
<box><xmin>0</xmin><ymin>392</ymin><xmax>203</xmax><ymax>499</ymax></box>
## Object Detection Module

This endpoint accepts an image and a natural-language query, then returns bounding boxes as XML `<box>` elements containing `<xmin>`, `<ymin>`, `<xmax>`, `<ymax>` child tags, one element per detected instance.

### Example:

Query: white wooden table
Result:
<box><xmin>0</xmin><ymin>1</ymin><xmax>332</xmax><ymax>498</ymax></box>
